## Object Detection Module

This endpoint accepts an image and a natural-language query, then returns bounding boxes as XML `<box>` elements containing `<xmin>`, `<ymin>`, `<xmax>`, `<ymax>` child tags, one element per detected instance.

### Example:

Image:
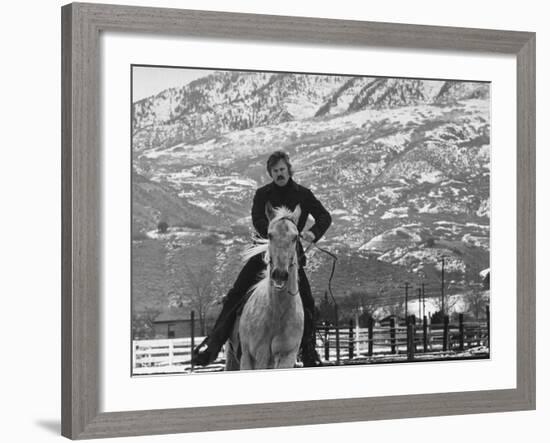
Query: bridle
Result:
<box><xmin>268</xmin><ymin>216</ymin><xmax>300</xmax><ymax>296</ymax></box>
<box><xmin>268</xmin><ymin>215</ymin><xmax>338</xmax><ymax>301</ymax></box>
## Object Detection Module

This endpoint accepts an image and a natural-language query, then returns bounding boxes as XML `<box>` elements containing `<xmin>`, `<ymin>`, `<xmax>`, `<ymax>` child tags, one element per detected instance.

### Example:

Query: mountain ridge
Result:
<box><xmin>131</xmin><ymin>70</ymin><xmax>490</xmax><ymax>316</ymax></box>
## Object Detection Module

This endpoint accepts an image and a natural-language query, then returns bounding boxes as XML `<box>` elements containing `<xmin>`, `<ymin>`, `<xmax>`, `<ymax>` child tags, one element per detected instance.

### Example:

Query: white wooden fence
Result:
<box><xmin>133</xmin><ymin>337</ymin><xmax>225</xmax><ymax>374</ymax></box>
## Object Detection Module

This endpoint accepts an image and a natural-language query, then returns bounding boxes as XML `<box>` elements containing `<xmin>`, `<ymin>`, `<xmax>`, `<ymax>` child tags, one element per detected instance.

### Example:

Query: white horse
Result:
<box><xmin>225</xmin><ymin>203</ymin><xmax>304</xmax><ymax>370</ymax></box>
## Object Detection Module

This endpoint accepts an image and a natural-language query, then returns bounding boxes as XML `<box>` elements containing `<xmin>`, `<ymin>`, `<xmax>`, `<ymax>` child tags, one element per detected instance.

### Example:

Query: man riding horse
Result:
<box><xmin>192</xmin><ymin>150</ymin><xmax>332</xmax><ymax>367</ymax></box>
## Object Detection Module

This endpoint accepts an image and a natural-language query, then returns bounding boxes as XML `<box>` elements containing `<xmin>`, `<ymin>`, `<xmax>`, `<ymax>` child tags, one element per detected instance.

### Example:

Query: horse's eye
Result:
<box><xmin>268</xmin><ymin>233</ymin><xmax>273</xmax><ymax>240</ymax></box>
<box><xmin>293</xmin><ymin>235</ymin><xmax>298</xmax><ymax>242</ymax></box>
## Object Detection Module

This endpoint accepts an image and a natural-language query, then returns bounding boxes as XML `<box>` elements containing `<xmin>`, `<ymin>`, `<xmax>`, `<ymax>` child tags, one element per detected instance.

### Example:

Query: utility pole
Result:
<box><xmin>418</xmin><ymin>287</ymin><xmax>422</xmax><ymax>319</ymax></box>
<box><xmin>404</xmin><ymin>282</ymin><xmax>410</xmax><ymax>322</ymax></box>
<box><xmin>422</xmin><ymin>283</ymin><xmax>426</xmax><ymax>319</ymax></box>
<box><xmin>441</xmin><ymin>256</ymin><xmax>446</xmax><ymax>315</ymax></box>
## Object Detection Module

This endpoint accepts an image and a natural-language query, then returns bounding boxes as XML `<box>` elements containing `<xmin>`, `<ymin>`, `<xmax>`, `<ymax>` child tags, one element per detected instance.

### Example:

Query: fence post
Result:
<box><xmin>355</xmin><ymin>313</ymin><xmax>360</xmax><ymax>357</ymax></box>
<box><xmin>411</xmin><ymin>314</ymin><xmax>416</xmax><ymax>352</ymax></box>
<box><xmin>443</xmin><ymin>315</ymin><xmax>449</xmax><ymax>351</ymax></box>
<box><xmin>190</xmin><ymin>310</ymin><xmax>195</xmax><ymax>371</ymax></box>
<box><xmin>324</xmin><ymin>323</ymin><xmax>330</xmax><ymax>361</ymax></box>
<box><xmin>407</xmin><ymin>316</ymin><xmax>415</xmax><ymax>361</ymax></box>
<box><xmin>335</xmin><ymin>306</ymin><xmax>340</xmax><ymax>365</ymax></box>
<box><xmin>368</xmin><ymin>317</ymin><xmax>374</xmax><ymax>357</ymax></box>
<box><xmin>459</xmin><ymin>313</ymin><xmax>465</xmax><ymax>351</ymax></box>
<box><xmin>423</xmin><ymin>315</ymin><xmax>428</xmax><ymax>352</ymax></box>
<box><xmin>390</xmin><ymin>318</ymin><xmax>396</xmax><ymax>354</ymax></box>
<box><xmin>336</xmin><ymin>325</ymin><xmax>341</xmax><ymax>365</ymax></box>
<box><xmin>490</xmin><ymin>305</ymin><xmax>491</xmax><ymax>348</ymax></box>
<box><xmin>348</xmin><ymin>319</ymin><xmax>354</xmax><ymax>360</ymax></box>
<box><xmin>168</xmin><ymin>340</ymin><xmax>174</xmax><ymax>366</ymax></box>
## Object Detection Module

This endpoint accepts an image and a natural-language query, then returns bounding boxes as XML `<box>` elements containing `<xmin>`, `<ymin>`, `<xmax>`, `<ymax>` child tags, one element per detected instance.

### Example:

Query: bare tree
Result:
<box><xmin>182</xmin><ymin>261</ymin><xmax>217</xmax><ymax>335</ymax></box>
<box><xmin>464</xmin><ymin>289</ymin><xmax>489</xmax><ymax>320</ymax></box>
<box><xmin>166</xmin><ymin>244</ymin><xmax>218</xmax><ymax>335</ymax></box>
<box><xmin>372</xmin><ymin>280</ymin><xmax>404</xmax><ymax>320</ymax></box>
<box><xmin>132</xmin><ymin>307</ymin><xmax>161</xmax><ymax>340</ymax></box>
<box><xmin>210</xmin><ymin>243</ymin><xmax>245</xmax><ymax>304</ymax></box>
<box><xmin>340</xmin><ymin>289</ymin><xmax>377</xmax><ymax>324</ymax></box>
<box><xmin>431</xmin><ymin>292</ymin><xmax>460</xmax><ymax>315</ymax></box>
<box><xmin>385</xmin><ymin>302</ymin><xmax>405</xmax><ymax>319</ymax></box>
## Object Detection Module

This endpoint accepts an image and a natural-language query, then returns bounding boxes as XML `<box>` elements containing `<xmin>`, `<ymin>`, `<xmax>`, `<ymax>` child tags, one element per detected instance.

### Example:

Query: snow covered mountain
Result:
<box><xmin>132</xmin><ymin>71</ymin><xmax>488</xmax><ymax>152</ymax></box>
<box><xmin>132</xmin><ymin>70</ymin><xmax>490</xmax><ymax>309</ymax></box>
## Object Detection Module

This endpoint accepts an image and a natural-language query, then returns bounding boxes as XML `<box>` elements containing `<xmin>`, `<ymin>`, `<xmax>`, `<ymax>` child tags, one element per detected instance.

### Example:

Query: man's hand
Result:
<box><xmin>301</xmin><ymin>230</ymin><xmax>315</xmax><ymax>243</ymax></box>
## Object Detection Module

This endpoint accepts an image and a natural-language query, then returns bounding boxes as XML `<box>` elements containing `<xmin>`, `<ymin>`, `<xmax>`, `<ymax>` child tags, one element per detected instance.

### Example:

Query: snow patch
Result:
<box><xmin>381</xmin><ymin>207</ymin><xmax>409</xmax><ymax>219</ymax></box>
<box><xmin>417</xmin><ymin>170</ymin><xmax>442</xmax><ymax>184</ymax></box>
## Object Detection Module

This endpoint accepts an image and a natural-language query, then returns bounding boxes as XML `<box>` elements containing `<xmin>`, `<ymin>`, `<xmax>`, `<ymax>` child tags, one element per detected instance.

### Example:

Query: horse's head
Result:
<box><xmin>265</xmin><ymin>202</ymin><xmax>301</xmax><ymax>290</ymax></box>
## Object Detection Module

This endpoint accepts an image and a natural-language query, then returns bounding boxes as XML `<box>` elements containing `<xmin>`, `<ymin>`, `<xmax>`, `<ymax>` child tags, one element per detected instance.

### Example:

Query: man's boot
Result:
<box><xmin>191</xmin><ymin>298</ymin><xmax>240</xmax><ymax>366</ymax></box>
<box><xmin>300</xmin><ymin>308</ymin><xmax>322</xmax><ymax>367</ymax></box>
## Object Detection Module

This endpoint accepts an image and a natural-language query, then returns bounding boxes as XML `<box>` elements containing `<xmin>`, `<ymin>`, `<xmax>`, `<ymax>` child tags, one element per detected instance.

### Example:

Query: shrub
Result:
<box><xmin>430</xmin><ymin>310</ymin><xmax>445</xmax><ymax>324</ymax></box>
<box><xmin>157</xmin><ymin>221</ymin><xmax>169</xmax><ymax>234</ymax></box>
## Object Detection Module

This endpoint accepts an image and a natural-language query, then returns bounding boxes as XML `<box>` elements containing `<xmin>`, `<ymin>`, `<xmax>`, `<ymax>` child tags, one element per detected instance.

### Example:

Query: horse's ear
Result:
<box><xmin>265</xmin><ymin>201</ymin><xmax>275</xmax><ymax>221</ymax></box>
<box><xmin>291</xmin><ymin>204</ymin><xmax>301</xmax><ymax>224</ymax></box>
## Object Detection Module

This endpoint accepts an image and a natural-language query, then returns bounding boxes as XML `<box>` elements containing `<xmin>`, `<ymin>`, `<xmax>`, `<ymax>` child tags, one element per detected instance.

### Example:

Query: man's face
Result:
<box><xmin>270</xmin><ymin>159</ymin><xmax>290</xmax><ymax>187</ymax></box>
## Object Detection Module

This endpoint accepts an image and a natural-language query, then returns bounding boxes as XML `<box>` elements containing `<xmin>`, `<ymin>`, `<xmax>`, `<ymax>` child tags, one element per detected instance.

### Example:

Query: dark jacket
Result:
<box><xmin>251</xmin><ymin>178</ymin><xmax>332</xmax><ymax>266</ymax></box>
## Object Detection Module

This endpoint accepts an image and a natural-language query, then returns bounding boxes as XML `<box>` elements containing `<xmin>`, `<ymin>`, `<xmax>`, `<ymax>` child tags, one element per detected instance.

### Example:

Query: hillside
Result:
<box><xmin>132</xmin><ymin>170</ymin><xmax>221</xmax><ymax>233</ymax></box>
<box><xmin>131</xmin><ymin>70</ymin><xmax>491</xmax><ymax>320</ymax></box>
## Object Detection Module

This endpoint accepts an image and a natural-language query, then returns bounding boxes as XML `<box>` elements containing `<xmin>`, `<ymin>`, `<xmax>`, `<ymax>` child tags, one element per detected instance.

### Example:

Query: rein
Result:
<box><xmin>271</xmin><ymin>215</ymin><xmax>338</xmax><ymax>301</ymax></box>
<box><xmin>299</xmin><ymin>235</ymin><xmax>338</xmax><ymax>306</ymax></box>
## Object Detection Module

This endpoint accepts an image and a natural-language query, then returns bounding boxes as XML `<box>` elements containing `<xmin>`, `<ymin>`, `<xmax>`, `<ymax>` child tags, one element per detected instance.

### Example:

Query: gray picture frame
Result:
<box><xmin>61</xmin><ymin>2</ymin><xmax>536</xmax><ymax>439</ymax></box>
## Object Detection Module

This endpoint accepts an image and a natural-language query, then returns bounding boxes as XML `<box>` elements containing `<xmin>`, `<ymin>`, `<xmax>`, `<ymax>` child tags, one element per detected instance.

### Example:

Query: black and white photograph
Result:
<box><xmin>3</xmin><ymin>0</ymin><xmax>544</xmax><ymax>441</ymax></box>
<box><xmin>131</xmin><ymin>65</ymin><xmax>491</xmax><ymax>375</ymax></box>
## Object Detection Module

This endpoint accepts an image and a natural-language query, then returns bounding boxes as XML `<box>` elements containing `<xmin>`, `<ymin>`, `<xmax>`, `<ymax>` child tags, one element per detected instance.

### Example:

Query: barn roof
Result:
<box><xmin>154</xmin><ymin>307</ymin><xmax>192</xmax><ymax>323</ymax></box>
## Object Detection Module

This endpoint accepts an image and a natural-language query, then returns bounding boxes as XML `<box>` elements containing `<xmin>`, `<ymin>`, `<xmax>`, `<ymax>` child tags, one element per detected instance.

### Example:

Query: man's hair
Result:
<box><xmin>266</xmin><ymin>150</ymin><xmax>293</xmax><ymax>177</ymax></box>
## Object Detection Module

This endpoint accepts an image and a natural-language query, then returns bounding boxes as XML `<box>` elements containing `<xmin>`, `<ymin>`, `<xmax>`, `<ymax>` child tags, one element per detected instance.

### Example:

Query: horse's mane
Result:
<box><xmin>241</xmin><ymin>206</ymin><xmax>295</xmax><ymax>264</ymax></box>
<box><xmin>271</xmin><ymin>205</ymin><xmax>294</xmax><ymax>220</ymax></box>
<box><xmin>248</xmin><ymin>269</ymin><xmax>270</xmax><ymax>300</ymax></box>
<box><xmin>241</xmin><ymin>237</ymin><xmax>269</xmax><ymax>264</ymax></box>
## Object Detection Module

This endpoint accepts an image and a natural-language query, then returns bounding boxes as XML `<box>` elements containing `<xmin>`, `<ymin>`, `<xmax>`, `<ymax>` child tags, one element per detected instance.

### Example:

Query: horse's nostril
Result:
<box><xmin>271</xmin><ymin>268</ymin><xmax>288</xmax><ymax>282</ymax></box>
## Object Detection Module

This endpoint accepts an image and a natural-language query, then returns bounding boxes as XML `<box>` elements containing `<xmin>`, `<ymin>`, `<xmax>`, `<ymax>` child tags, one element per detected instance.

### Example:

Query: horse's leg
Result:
<box><xmin>225</xmin><ymin>317</ymin><xmax>241</xmax><ymax>371</ymax></box>
<box><xmin>273</xmin><ymin>352</ymin><xmax>298</xmax><ymax>369</ymax></box>
<box><xmin>252</xmin><ymin>345</ymin><xmax>272</xmax><ymax>369</ymax></box>
<box><xmin>239</xmin><ymin>349</ymin><xmax>254</xmax><ymax>370</ymax></box>
<box><xmin>225</xmin><ymin>340</ymin><xmax>239</xmax><ymax>371</ymax></box>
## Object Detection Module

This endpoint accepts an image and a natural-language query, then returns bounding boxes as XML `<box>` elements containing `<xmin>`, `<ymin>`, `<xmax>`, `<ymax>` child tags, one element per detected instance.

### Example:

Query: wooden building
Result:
<box><xmin>152</xmin><ymin>307</ymin><xmax>193</xmax><ymax>339</ymax></box>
